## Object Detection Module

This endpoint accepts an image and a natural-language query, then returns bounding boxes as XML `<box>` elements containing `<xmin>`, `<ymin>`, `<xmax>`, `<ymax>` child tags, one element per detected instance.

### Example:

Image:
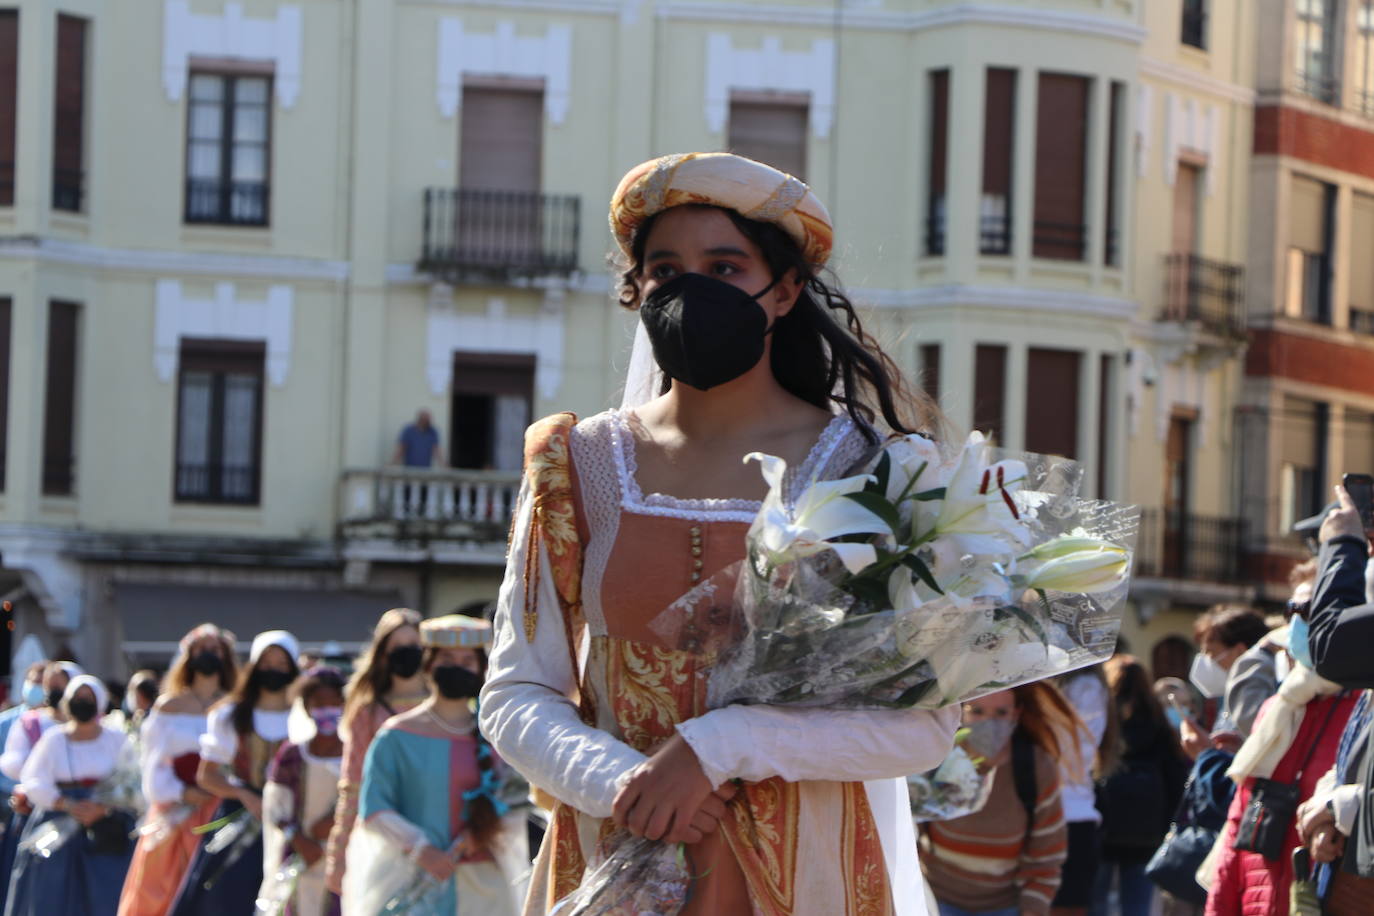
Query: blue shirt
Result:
<box><xmin>398</xmin><ymin>424</ymin><xmax>440</xmax><ymax>468</ymax></box>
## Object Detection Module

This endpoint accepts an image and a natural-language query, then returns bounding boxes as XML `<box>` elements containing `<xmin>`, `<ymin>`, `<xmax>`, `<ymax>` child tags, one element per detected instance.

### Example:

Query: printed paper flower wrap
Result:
<box><xmin>571</xmin><ymin>431</ymin><xmax>1137</xmax><ymax>914</ymax></box>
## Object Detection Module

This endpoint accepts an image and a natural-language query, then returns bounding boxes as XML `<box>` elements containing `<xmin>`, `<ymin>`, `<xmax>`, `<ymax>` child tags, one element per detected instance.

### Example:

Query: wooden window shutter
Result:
<box><xmin>728</xmin><ymin>97</ymin><xmax>808</xmax><ymax>181</ymax></box>
<box><xmin>0</xmin><ymin>11</ymin><xmax>17</xmax><ymax>206</ymax></box>
<box><xmin>973</xmin><ymin>345</ymin><xmax>1007</xmax><ymax>445</ymax></box>
<box><xmin>1352</xmin><ymin>193</ymin><xmax>1374</xmax><ymax>309</ymax></box>
<box><xmin>1033</xmin><ymin>74</ymin><xmax>1090</xmax><ymax>261</ymax></box>
<box><xmin>459</xmin><ymin>87</ymin><xmax>543</xmax><ymax>193</ymax></box>
<box><xmin>1024</xmin><ymin>347</ymin><xmax>1081</xmax><ymax>459</ymax></box>
<box><xmin>42</xmin><ymin>301</ymin><xmax>79</xmax><ymax>495</ymax></box>
<box><xmin>927</xmin><ymin>71</ymin><xmax>949</xmax><ymax>254</ymax></box>
<box><xmin>1104</xmin><ymin>82</ymin><xmax>1124</xmax><ymax>265</ymax></box>
<box><xmin>981</xmin><ymin>69</ymin><xmax>1015</xmax><ymax>253</ymax></box>
<box><xmin>52</xmin><ymin>14</ymin><xmax>86</xmax><ymax>211</ymax></box>
<box><xmin>0</xmin><ymin>297</ymin><xmax>9</xmax><ymax>490</ymax></box>
<box><xmin>919</xmin><ymin>344</ymin><xmax>941</xmax><ymax>405</ymax></box>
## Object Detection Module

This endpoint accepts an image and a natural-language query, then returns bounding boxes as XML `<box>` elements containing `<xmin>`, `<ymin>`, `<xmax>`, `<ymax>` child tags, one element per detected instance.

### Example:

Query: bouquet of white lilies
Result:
<box><xmin>652</xmin><ymin>429</ymin><xmax>1136</xmax><ymax>710</ymax></box>
<box><xmin>564</xmin><ymin>430</ymin><xmax>1136</xmax><ymax>915</ymax></box>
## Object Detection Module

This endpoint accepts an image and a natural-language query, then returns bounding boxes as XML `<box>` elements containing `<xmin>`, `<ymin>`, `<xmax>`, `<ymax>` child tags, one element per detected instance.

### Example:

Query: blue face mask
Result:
<box><xmin>1164</xmin><ymin>706</ymin><xmax>1184</xmax><ymax>729</ymax></box>
<box><xmin>20</xmin><ymin>682</ymin><xmax>43</xmax><ymax>708</ymax></box>
<box><xmin>1289</xmin><ymin>616</ymin><xmax>1314</xmax><ymax>671</ymax></box>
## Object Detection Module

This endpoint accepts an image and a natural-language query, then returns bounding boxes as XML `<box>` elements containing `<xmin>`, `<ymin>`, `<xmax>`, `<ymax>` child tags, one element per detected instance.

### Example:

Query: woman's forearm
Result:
<box><xmin>195</xmin><ymin>758</ymin><xmax>249</xmax><ymax>802</ymax></box>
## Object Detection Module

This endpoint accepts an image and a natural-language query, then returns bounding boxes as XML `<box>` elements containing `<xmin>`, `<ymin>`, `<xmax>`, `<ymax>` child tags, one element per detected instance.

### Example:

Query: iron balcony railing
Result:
<box><xmin>1181</xmin><ymin>0</ymin><xmax>1207</xmax><ymax>49</ymax></box>
<box><xmin>1350</xmin><ymin>307</ymin><xmax>1374</xmax><ymax>335</ymax></box>
<box><xmin>1297</xmin><ymin>71</ymin><xmax>1340</xmax><ymax>106</ymax></box>
<box><xmin>175</xmin><ymin>462</ymin><xmax>259</xmax><ymax>505</ymax></box>
<box><xmin>1159</xmin><ymin>253</ymin><xmax>1247</xmax><ymax>338</ymax></box>
<box><xmin>41</xmin><ymin>455</ymin><xmax>74</xmax><ymax>496</ymax></box>
<box><xmin>338</xmin><ymin>467</ymin><xmax>521</xmax><ymax>542</ymax></box>
<box><xmin>420</xmin><ymin>188</ymin><xmax>579</xmax><ymax>281</ymax></box>
<box><xmin>184</xmin><ymin>178</ymin><xmax>270</xmax><ymax>226</ymax></box>
<box><xmin>980</xmin><ymin>213</ymin><xmax>1011</xmax><ymax>255</ymax></box>
<box><xmin>1135</xmin><ymin>509</ymin><xmax>1248</xmax><ymax>584</ymax></box>
<box><xmin>0</xmin><ymin>160</ymin><xmax>14</xmax><ymax>206</ymax></box>
<box><xmin>1032</xmin><ymin>221</ymin><xmax>1087</xmax><ymax>262</ymax></box>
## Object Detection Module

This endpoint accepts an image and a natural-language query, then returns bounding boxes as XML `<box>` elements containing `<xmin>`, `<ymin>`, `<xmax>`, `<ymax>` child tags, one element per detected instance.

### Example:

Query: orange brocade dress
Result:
<box><xmin>516</xmin><ymin>411</ymin><xmax>898</xmax><ymax>916</ymax></box>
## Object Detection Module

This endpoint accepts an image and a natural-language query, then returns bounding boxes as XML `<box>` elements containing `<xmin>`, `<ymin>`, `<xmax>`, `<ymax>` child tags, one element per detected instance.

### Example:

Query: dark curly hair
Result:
<box><xmin>617</xmin><ymin>205</ymin><xmax>944</xmax><ymax>444</ymax></box>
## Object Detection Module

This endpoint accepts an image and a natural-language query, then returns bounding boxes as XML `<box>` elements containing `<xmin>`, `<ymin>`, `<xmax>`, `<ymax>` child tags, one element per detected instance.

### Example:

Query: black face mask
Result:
<box><xmin>68</xmin><ymin>698</ymin><xmax>98</xmax><ymax>723</ymax></box>
<box><xmin>254</xmin><ymin>669</ymin><xmax>294</xmax><ymax>694</ymax></box>
<box><xmin>640</xmin><ymin>272</ymin><xmax>778</xmax><ymax>391</ymax></box>
<box><xmin>189</xmin><ymin>651</ymin><xmax>224</xmax><ymax>678</ymax></box>
<box><xmin>46</xmin><ymin>688</ymin><xmax>65</xmax><ymax>709</ymax></box>
<box><xmin>387</xmin><ymin>645</ymin><xmax>423</xmax><ymax>680</ymax></box>
<box><xmin>431</xmin><ymin>664</ymin><xmax>483</xmax><ymax>700</ymax></box>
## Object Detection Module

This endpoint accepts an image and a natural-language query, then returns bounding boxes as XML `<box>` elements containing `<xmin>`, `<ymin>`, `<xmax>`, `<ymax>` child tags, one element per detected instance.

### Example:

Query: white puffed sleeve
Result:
<box><xmin>200</xmin><ymin>704</ymin><xmax>240</xmax><ymax>767</ymax></box>
<box><xmin>17</xmin><ymin>729</ymin><xmax>64</xmax><ymax>810</ymax></box>
<box><xmin>141</xmin><ymin>712</ymin><xmax>187</xmax><ymax>805</ymax></box>
<box><xmin>0</xmin><ymin>715</ymin><xmax>36</xmax><ymax>782</ymax></box>
<box><xmin>675</xmin><ymin>702</ymin><xmax>961</xmax><ymax>789</ymax></box>
<box><xmin>479</xmin><ymin>481</ymin><xmax>647</xmax><ymax>819</ymax></box>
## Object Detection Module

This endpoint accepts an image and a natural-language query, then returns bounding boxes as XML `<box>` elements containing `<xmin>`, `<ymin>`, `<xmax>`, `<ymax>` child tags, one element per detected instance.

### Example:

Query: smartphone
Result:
<box><xmin>1343</xmin><ymin>473</ymin><xmax>1374</xmax><ymax>528</ymax></box>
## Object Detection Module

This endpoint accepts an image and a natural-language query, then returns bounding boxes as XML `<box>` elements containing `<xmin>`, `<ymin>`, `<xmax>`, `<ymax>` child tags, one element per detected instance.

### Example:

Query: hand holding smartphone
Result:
<box><xmin>1342</xmin><ymin>473</ymin><xmax>1374</xmax><ymax>529</ymax></box>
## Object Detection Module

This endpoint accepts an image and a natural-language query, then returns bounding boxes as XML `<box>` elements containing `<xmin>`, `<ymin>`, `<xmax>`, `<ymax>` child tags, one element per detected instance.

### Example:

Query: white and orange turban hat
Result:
<box><xmin>609</xmin><ymin>152</ymin><xmax>834</xmax><ymax>268</ymax></box>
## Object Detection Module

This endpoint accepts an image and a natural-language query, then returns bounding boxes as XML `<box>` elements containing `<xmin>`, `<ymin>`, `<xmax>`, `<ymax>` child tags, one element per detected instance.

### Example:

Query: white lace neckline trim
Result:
<box><xmin>607</xmin><ymin>408</ymin><xmax>854</xmax><ymax>523</ymax></box>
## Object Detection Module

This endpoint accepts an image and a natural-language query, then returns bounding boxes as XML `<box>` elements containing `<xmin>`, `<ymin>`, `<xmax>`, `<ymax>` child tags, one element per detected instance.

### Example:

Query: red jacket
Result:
<box><xmin>1206</xmin><ymin>689</ymin><xmax>1362</xmax><ymax>916</ymax></box>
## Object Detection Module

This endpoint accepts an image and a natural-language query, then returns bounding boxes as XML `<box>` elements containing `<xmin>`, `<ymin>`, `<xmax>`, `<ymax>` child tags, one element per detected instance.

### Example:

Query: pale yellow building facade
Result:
<box><xmin>0</xmin><ymin>0</ymin><xmax>1281</xmax><ymax>682</ymax></box>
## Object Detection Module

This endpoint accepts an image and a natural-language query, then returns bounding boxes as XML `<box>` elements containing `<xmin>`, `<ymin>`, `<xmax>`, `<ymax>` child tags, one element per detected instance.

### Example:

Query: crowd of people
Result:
<box><xmin>0</xmin><ymin>611</ymin><xmax>527</xmax><ymax>916</ymax></box>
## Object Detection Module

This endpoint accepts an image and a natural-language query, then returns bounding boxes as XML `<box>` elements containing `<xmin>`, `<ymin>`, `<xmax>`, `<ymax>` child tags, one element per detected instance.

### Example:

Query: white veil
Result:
<box><xmin>619</xmin><ymin>318</ymin><xmax>662</xmax><ymax>410</ymax></box>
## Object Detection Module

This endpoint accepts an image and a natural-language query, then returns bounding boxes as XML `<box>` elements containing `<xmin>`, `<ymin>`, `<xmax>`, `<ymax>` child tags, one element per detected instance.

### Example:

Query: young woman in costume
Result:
<box><xmin>118</xmin><ymin>624</ymin><xmax>238</xmax><ymax>916</ymax></box>
<box><xmin>170</xmin><ymin>630</ymin><xmax>299</xmax><ymax>915</ymax></box>
<box><xmin>324</xmin><ymin>607</ymin><xmax>428</xmax><ymax>894</ymax></box>
<box><xmin>343</xmin><ymin>614</ymin><xmax>526</xmax><ymax>916</ymax></box>
<box><xmin>480</xmin><ymin>152</ymin><xmax>962</xmax><ymax>916</ymax></box>
<box><xmin>7</xmin><ymin>674</ymin><xmax>138</xmax><ymax>916</ymax></box>
<box><xmin>259</xmin><ymin>666</ymin><xmax>346</xmax><ymax>916</ymax></box>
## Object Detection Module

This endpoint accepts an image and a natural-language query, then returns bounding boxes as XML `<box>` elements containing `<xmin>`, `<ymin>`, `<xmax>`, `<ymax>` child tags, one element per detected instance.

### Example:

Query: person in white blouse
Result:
<box><xmin>169</xmin><ymin>630</ymin><xmax>298</xmax><ymax>916</ymax></box>
<box><xmin>7</xmin><ymin>674</ymin><xmax>137</xmax><ymax>916</ymax></box>
<box><xmin>117</xmin><ymin>623</ymin><xmax>237</xmax><ymax>916</ymax></box>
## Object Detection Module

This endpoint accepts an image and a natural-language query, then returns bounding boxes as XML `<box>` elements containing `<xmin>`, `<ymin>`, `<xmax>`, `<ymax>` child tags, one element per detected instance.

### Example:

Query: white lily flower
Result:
<box><xmin>930</xmin><ymin>433</ymin><xmax>1031</xmax><ymax>554</ymax></box>
<box><xmin>746</xmin><ymin>452</ymin><xmax>888</xmax><ymax>575</ymax></box>
<box><xmin>1018</xmin><ymin>544</ymin><xmax>1130</xmax><ymax>594</ymax></box>
<box><xmin>880</xmin><ymin>434</ymin><xmax>947</xmax><ymax>504</ymax></box>
<box><xmin>930</xmin><ymin>623</ymin><xmax>1070</xmax><ymax>704</ymax></box>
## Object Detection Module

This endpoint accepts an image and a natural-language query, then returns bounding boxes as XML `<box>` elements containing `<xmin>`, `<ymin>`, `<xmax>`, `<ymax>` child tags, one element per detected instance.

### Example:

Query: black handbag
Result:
<box><xmin>1145</xmin><ymin>748</ymin><xmax>1234</xmax><ymax>905</ymax></box>
<box><xmin>1232</xmin><ymin>700</ymin><xmax>1339</xmax><ymax>861</ymax></box>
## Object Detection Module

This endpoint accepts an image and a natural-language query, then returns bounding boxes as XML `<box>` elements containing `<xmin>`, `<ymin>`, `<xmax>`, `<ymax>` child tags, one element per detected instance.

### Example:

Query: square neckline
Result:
<box><xmin>607</xmin><ymin>408</ymin><xmax>854</xmax><ymax>523</ymax></box>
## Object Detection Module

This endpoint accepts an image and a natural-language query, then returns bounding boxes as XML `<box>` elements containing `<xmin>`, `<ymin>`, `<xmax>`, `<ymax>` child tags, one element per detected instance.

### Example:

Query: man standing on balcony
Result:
<box><xmin>391</xmin><ymin>409</ymin><xmax>444</xmax><ymax>515</ymax></box>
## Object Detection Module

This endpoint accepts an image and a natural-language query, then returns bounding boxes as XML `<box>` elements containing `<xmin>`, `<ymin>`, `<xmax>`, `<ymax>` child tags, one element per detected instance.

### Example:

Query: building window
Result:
<box><xmin>1286</xmin><ymin>175</ymin><xmax>1334</xmax><ymax>324</ymax></box>
<box><xmin>1358</xmin><ymin>1</ymin><xmax>1374</xmax><ymax>116</ymax></box>
<box><xmin>926</xmin><ymin>70</ymin><xmax>949</xmax><ymax>256</ymax></box>
<box><xmin>973</xmin><ymin>344</ymin><xmax>1007</xmax><ymax>444</ymax></box>
<box><xmin>1181</xmin><ymin>0</ymin><xmax>1207</xmax><ymax>49</ymax></box>
<box><xmin>727</xmin><ymin>94</ymin><xmax>808</xmax><ymax>181</ymax></box>
<box><xmin>919</xmin><ymin>343</ymin><xmax>940</xmax><ymax>405</ymax></box>
<box><xmin>1278</xmin><ymin>397</ymin><xmax>1327</xmax><ymax>533</ymax></box>
<box><xmin>0</xmin><ymin>297</ymin><xmax>9</xmax><ymax>491</ymax></box>
<box><xmin>1024</xmin><ymin>347</ymin><xmax>1081</xmax><ymax>459</ymax></box>
<box><xmin>1104</xmin><ymin>82</ymin><xmax>1125</xmax><ymax>266</ymax></box>
<box><xmin>42</xmin><ymin>301</ymin><xmax>79</xmax><ymax>496</ymax></box>
<box><xmin>981</xmin><ymin>69</ymin><xmax>1015</xmax><ymax>255</ymax></box>
<box><xmin>1033</xmin><ymin>74</ymin><xmax>1090</xmax><ymax>262</ymax></box>
<box><xmin>1352</xmin><ymin>193</ymin><xmax>1374</xmax><ymax>332</ymax></box>
<box><xmin>450</xmin><ymin>352</ymin><xmax>534</xmax><ymax>472</ymax></box>
<box><xmin>0</xmin><ymin>10</ymin><xmax>17</xmax><ymax>207</ymax></box>
<box><xmin>1296</xmin><ymin>0</ymin><xmax>1340</xmax><ymax>104</ymax></box>
<box><xmin>52</xmin><ymin>15</ymin><xmax>87</xmax><ymax>212</ymax></box>
<box><xmin>1097</xmin><ymin>354</ymin><xmax>1114</xmax><ymax>498</ymax></box>
<box><xmin>185</xmin><ymin>72</ymin><xmax>271</xmax><ymax>226</ymax></box>
<box><xmin>175</xmin><ymin>340</ymin><xmax>264</xmax><ymax>504</ymax></box>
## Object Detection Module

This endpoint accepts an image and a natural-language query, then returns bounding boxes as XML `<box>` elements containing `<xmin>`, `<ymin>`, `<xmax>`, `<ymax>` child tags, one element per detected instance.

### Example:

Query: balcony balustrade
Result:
<box><xmin>1159</xmin><ymin>253</ymin><xmax>1247</xmax><ymax>339</ymax></box>
<box><xmin>419</xmin><ymin>188</ymin><xmax>579</xmax><ymax>282</ymax></box>
<box><xmin>1134</xmin><ymin>509</ymin><xmax>1248</xmax><ymax>584</ymax></box>
<box><xmin>338</xmin><ymin>466</ymin><xmax>520</xmax><ymax>545</ymax></box>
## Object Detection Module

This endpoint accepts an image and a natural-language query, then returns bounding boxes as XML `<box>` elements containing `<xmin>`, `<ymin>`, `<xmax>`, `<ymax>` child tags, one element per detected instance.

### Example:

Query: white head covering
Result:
<box><xmin>55</xmin><ymin>661</ymin><xmax>84</xmax><ymax>682</ymax></box>
<box><xmin>250</xmin><ymin>630</ymin><xmax>299</xmax><ymax>667</ymax></box>
<box><xmin>62</xmin><ymin>674</ymin><xmax>109</xmax><ymax>715</ymax></box>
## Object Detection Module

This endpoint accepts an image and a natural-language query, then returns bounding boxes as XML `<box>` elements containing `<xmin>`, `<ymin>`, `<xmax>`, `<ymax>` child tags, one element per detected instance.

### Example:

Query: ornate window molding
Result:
<box><xmin>154</xmin><ymin>279</ymin><xmax>294</xmax><ymax>387</ymax></box>
<box><xmin>426</xmin><ymin>288</ymin><xmax>565</xmax><ymax>399</ymax></box>
<box><xmin>162</xmin><ymin>1</ymin><xmax>303</xmax><ymax>107</ymax></box>
<box><xmin>436</xmin><ymin>18</ymin><xmax>572</xmax><ymax>123</ymax></box>
<box><xmin>705</xmin><ymin>34</ymin><xmax>834</xmax><ymax>138</ymax></box>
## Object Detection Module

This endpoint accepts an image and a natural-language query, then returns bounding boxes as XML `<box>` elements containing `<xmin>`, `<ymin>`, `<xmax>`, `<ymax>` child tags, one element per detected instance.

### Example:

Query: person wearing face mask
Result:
<box><xmin>481</xmin><ymin>153</ymin><xmax>959</xmax><ymax>916</ymax></box>
<box><xmin>117</xmin><ymin>624</ymin><xmax>237</xmax><ymax>916</ymax></box>
<box><xmin>169</xmin><ymin>630</ymin><xmax>299</xmax><ymax>916</ymax></box>
<box><xmin>343</xmin><ymin>615</ymin><xmax>526</xmax><ymax>916</ymax></box>
<box><xmin>1092</xmin><ymin>656</ymin><xmax>1189</xmax><ymax>916</ymax></box>
<box><xmin>0</xmin><ymin>662</ymin><xmax>49</xmax><ymax>846</ymax></box>
<box><xmin>324</xmin><ymin>607</ymin><xmax>428</xmax><ymax>895</ymax></box>
<box><xmin>8</xmin><ymin>675</ymin><xmax>138</xmax><ymax>915</ymax></box>
<box><xmin>919</xmin><ymin>683</ymin><xmax>1072</xmax><ymax>916</ymax></box>
<box><xmin>1179</xmin><ymin>606</ymin><xmax>1272</xmax><ymax>759</ymax></box>
<box><xmin>1203</xmin><ymin>574</ymin><xmax>1359</xmax><ymax>916</ymax></box>
<box><xmin>258</xmin><ymin>667</ymin><xmax>346</xmax><ymax>916</ymax></box>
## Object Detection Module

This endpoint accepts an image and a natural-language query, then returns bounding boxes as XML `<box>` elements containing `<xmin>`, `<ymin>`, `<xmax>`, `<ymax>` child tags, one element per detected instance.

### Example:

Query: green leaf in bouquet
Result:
<box><xmin>995</xmin><ymin>598</ymin><xmax>1049</xmax><ymax>645</ymax></box>
<box><xmin>871</xmin><ymin>450</ymin><xmax>891</xmax><ymax>496</ymax></box>
<box><xmin>901</xmin><ymin>554</ymin><xmax>945</xmax><ymax>595</ymax></box>
<box><xmin>844</xmin><ymin>575</ymin><xmax>891</xmax><ymax>614</ymax></box>
<box><xmin>912</xmin><ymin>487</ymin><xmax>947</xmax><ymax>501</ymax></box>
<box><xmin>842</xmin><ymin>490</ymin><xmax>901</xmax><ymax>537</ymax></box>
